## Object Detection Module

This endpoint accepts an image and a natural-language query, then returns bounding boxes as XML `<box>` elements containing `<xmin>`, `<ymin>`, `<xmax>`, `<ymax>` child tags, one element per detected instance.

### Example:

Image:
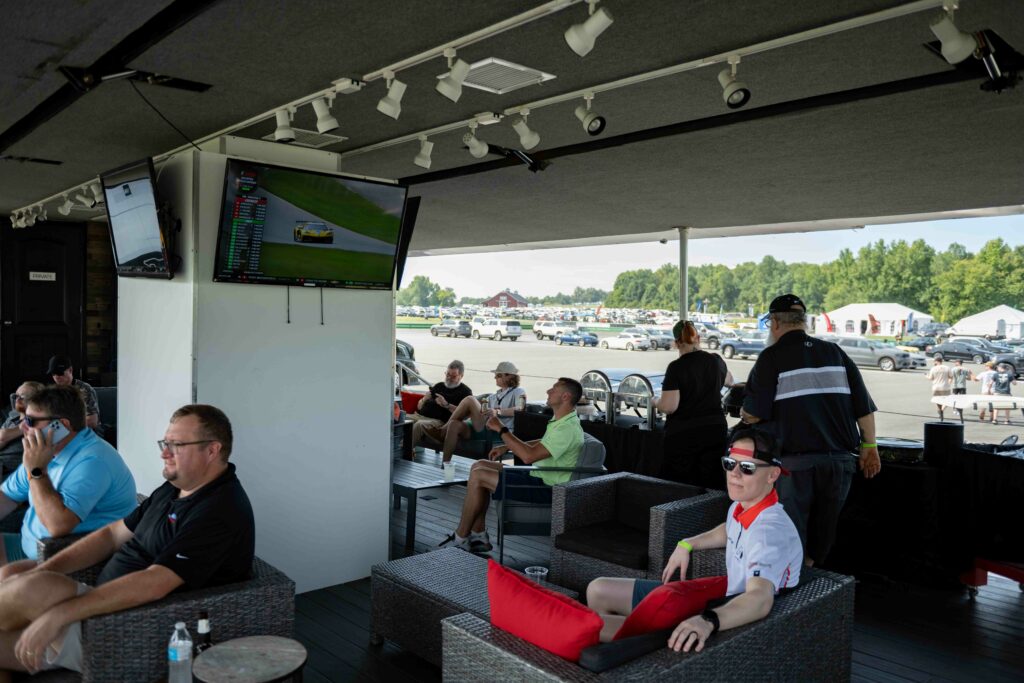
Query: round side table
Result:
<box><xmin>192</xmin><ymin>635</ymin><xmax>307</xmax><ymax>683</ymax></box>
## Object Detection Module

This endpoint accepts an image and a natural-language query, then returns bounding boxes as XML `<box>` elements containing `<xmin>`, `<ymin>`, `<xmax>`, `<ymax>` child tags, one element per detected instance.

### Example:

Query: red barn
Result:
<box><xmin>482</xmin><ymin>289</ymin><xmax>529</xmax><ymax>309</ymax></box>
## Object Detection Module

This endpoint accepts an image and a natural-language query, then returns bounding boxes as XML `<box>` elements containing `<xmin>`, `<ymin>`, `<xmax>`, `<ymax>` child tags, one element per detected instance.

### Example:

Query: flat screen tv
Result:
<box><xmin>213</xmin><ymin>159</ymin><xmax>408</xmax><ymax>289</ymax></box>
<box><xmin>101</xmin><ymin>158</ymin><xmax>174</xmax><ymax>279</ymax></box>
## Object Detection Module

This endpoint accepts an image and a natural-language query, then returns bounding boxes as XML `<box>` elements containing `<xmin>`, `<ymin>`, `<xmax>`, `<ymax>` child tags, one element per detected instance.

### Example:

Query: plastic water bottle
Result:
<box><xmin>168</xmin><ymin>621</ymin><xmax>192</xmax><ymax>683</ymax></box>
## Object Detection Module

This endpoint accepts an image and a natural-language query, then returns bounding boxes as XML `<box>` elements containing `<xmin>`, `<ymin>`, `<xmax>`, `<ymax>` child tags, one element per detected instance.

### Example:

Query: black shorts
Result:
<box><xmin>492</xmin><ymin>469</ymin><xmax>552</xmax><ymax>503</ymax></box>
<box><xmin>775</xmin><ymin>452</ymin><xmax>857</xmax><ymax>565</ymax></box>
<box><xmin>952</xmin><ymin>388</ymin><xmax>966</xmax><ymax>395</ymax></box>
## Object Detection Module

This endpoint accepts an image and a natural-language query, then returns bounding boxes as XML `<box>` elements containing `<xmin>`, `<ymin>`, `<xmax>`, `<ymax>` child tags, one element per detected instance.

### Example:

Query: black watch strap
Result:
<box><xmin>701</xmin><ymin>608</ymin><xmax>720</xmax><ymax>635</ymax></box>
<box><xmin>499</xmin><ymin>426</ymin><xmax>510</xmax><ymax>436</ymax></box>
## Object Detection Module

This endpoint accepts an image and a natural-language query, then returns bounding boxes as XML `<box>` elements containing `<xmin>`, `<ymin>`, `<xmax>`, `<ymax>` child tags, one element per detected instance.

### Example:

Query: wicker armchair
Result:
<box><xmin>549</xmin><ymin>473</ymin><xmax>730</xmax><ymax>593</ymax></box>
<box><xmin>441</xmin><ymin>555</ymin><xmax>855</xmax><ymax>681</ymax></box>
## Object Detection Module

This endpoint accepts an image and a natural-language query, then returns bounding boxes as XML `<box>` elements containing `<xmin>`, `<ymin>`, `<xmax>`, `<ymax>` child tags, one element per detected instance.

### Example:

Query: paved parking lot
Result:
<box><xmin>399</xmin><ymin>327</ymin><xmax>1020</xmax><ymax>444</ymax></box>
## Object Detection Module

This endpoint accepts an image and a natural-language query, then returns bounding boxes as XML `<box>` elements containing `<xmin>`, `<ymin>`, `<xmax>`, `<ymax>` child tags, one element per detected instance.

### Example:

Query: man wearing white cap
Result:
<box><xmin>433</xmin><ymin>361</ymin><xmax>526</xmax><ymax>465</ymax></box>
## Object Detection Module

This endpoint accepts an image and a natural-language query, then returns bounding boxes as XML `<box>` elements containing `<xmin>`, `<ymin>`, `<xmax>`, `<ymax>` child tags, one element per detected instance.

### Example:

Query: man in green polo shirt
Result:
<box><xmin>440</xmin><ymin>377</ymin><xmax>585</xmax><ymax>555</ymax></box>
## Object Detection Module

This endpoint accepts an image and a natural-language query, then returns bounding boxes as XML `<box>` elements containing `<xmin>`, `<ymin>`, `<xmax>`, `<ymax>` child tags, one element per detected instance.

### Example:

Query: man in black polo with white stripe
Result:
<box><xmin>741</xmin><ymin>294</ymin><xmax>880</xmax><ymax>567</ymax></box>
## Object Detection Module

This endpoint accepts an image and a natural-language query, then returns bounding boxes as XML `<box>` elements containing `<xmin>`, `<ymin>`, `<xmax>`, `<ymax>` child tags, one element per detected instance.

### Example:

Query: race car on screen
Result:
<box><xmin>293</xmin><ymin>222</ymin><xmax>334</xmax><ymax>243</ymax></box>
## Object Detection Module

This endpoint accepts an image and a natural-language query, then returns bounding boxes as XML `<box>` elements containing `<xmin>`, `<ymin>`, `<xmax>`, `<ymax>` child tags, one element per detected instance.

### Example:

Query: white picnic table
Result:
<box><xmin>931</xmin><ymin>393</ymin><xmax>1023</xmax><ymax>423</ymax></box>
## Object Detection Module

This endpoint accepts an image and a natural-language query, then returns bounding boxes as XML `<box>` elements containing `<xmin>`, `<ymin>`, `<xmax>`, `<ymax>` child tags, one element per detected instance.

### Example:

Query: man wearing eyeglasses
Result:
<box><xmin>0</xmin><ymin>404</ymin><xmax>254</xmax><ymax>676</ymax></box>
<box><xmin>46</xmin><ymin>356</ymin><xmax>100</xmax><ymax>431</ymax></box>
<box><xmin>0</xmin><ymin>382</ymin><xmax>45</xmax><ymax>466</ymax></box>
<box><xmin>586</xmin><ymin>428</ymin><xmax>802</xmax><ymax>653</ymax></box>
<box><xmin>0</xmin><ymin>385</ymin><xmax>136</xmax><ymax>569</ymax></box>
<box><xmin>740</xmin><ymin>293</ymin><xmax>880</xmax><ymax>568</ymax></box>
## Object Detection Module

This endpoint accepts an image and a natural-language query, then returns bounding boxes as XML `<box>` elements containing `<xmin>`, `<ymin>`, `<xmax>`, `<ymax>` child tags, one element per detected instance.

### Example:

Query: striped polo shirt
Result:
<box><xmin>742</xmin><ymin>330</ymin><xmax>876</xmax><ymax>455</ymax></box>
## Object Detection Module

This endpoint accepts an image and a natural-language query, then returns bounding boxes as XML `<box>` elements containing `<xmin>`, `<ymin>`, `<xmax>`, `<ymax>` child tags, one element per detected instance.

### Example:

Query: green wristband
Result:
<box><xmin>677</xmin><ymin>539</ymin><xmax>693</xmax><ymax>552</ymax></box>
<box><xmin>860</xmin><ymin>442</ymin><xmax>877</xmax><ymax>448</ymax></box>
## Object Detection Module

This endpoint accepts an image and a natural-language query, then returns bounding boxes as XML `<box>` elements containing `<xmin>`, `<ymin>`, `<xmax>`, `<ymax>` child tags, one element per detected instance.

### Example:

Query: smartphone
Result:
<box><xmin>45</xmin><ymin>420</ymin><xmax>71</xmax><ymax>443</ymax></box>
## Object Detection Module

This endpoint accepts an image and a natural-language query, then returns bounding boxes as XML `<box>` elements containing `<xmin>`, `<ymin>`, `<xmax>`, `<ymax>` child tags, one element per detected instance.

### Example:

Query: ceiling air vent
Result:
<box><xmin>261</xmin><ymin>127</ymin><xmax>348</xmax><ymax>149</ymax></box>
<box><xmin>453</xmin><ymin>58</ymin><xmax>556</xmax><ymax>95</ymax></box>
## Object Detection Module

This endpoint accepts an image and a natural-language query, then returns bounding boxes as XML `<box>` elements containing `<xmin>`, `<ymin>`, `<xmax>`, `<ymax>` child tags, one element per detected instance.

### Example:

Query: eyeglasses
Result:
<box><xmin>9</xmin><ymin>393</ymin><xmax>31</xmax><ymax>405</ymax></box>
<box><xmin>721</xmin><ymin>456</ymin><xmax>774</xmax><ymax>476</ymax></box>
<box><xmin>23</xmin><ymin>415</ymin><xmax>57</xmax><ymax>428</ymax></box>
<box><xmin>157</xmin><ymin>440</ymin><xmax>213</xmax><ymax>454</ymax></box>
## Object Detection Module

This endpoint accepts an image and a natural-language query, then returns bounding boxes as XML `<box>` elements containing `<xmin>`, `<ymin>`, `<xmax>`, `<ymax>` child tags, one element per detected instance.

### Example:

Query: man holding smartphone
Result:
<box><xmin>0</xmin><ymin>385</ymin><xmax>137</xmax><ymax>566</ymax></box>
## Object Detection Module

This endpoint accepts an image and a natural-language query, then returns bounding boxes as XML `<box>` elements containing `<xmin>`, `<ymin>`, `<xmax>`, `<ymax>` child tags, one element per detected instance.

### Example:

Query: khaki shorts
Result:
<box><xmin>43</xmin><ymin>582</ymin><xmax>91</xmax><ymax>672</ymax></box>
<box><xmin>932</xmin><ymin>389</ymin><xmax>951</xmax><ymax>397</ymax></box>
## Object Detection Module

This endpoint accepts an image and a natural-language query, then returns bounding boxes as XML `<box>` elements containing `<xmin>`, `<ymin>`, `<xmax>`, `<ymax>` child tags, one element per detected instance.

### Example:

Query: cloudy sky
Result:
<box><xmin>402</xmin><ymin>214</ymin><xmax>1024</xmax><ymax>298</ymax></box>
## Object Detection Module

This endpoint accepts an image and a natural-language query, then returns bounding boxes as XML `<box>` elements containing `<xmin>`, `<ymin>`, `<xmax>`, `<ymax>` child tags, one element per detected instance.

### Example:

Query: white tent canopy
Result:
<box><xmin>948</xmin><ymin>305</ymin><xmax>1024</xmax><ymax>340</ymax></box>
<box><xmin>818</xmin><ymin>303</ymin><xmax>933</xmax><ymax>337</ymax></box>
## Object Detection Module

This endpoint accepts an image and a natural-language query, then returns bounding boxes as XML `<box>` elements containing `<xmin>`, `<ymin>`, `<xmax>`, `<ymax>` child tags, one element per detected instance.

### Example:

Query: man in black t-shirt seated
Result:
<box><xmin>409</xmin><ymin>360</ymin><xmax>473</xmax><ymax>448</ymax></box>
<box><xmin>0</xmin><ymin>404</ymin><xmax>254</xmax><ymax>676</ymax></box>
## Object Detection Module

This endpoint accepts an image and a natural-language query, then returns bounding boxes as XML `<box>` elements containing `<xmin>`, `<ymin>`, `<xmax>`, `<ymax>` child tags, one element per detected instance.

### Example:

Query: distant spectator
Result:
<box><xmin>655</xmin><ymin>320</ymin><xmax>729</xmax><ymax>490</ymax></box>
<box><xmin>990</xmin><ymin>363</ymin><xmax>1017</xmax><ymax>425</ymax></box>
<box><xmin>0</xmin><ymin>382</ymin><xmax>45</xmax><ymax>459</ymax></box>
<box><xmin>951</xmin><ymin>360</ymin><xmax>972</xmax><ymax>396</ymax></box>
<box><xmin>47</xmin><ymin>356</ymin><xmax>100</xmax><ymax>430</ymax></box>
<box><xmin>975</xmin><ymin>361</ymin><xmax>997</xmax><ymax>421</ymax></box>
<box><xmin>408</xmin><ymin>361</ymin><xmax>473</xmax><ymax>448</ymax></box>
<box><xmin>926</xmin><ymin>357</ymin><xmax>954</xmax><ymax>419</ymax></box>
<box><xmin>435</xmin><ymin>362</ymin><xmax>525</xmax><ymax>464</ymax></box>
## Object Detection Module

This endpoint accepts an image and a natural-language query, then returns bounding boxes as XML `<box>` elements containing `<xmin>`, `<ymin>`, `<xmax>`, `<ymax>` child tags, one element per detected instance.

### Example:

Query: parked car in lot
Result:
<box><xmin>830</xmin><ymin>337</ymin><xmax>912</xmax><ymax>371</ymax></box>
<box><xmin>555</xmin><ymin>331</ymin><xmax>599</xmax><ymax>347</ymax></box>
<box><xmin>878</xmin><ymin>341</ymin><xmax>927</xmax><ymax>369</ymax></box>
<box><xmin>396</xmin><ymin>339</ymin><xmax>424</xmax><ymax>385</ymax></box>
<box><xmin>534</xmin><ymin>320</ymin><xmax>578</xmax><ymax>340</ymax></box>
<box><xmin>430</xmin><ymin>319</ymin><xmax>472</xmax><ymax>338</ymax></box>
<box><xmin>928</xmin><ymin>341</ymin><xmax>992</xmax><ymax>365</ymax></box>
<box><xmin>638</xmin><ymin>327</ymin><xmax>675</xmax><ymax>350</ymax></box>
<box><xmin>720</xmin><ymin>333</ymin><xmax>766</xmax><ymax>359</ymax></box>
<box><xmin>897</xmin><ymin>336</ymin><xmax>936</xmax><ymax>352</ymax></box>
<box><xmin>695</xmin><ymin>323</ymin><xmax>723</xmax><ymax>349</ymax></box>
<box><xmin>472</xmin><ymin>319</ymin><xmax>522</xmax><ymax>341</ymax></box>
<box><xmin>600</xmin><ymin>332</ymin><xmax>651</xmax><ymax>351</ymax></box>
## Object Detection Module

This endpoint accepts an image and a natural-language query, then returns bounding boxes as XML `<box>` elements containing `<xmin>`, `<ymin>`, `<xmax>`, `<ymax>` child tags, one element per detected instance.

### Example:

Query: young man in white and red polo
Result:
<box><xmin>586</xmin><ymin>427</ymin><xmax>802</xmax><ymax>652</ymax></box>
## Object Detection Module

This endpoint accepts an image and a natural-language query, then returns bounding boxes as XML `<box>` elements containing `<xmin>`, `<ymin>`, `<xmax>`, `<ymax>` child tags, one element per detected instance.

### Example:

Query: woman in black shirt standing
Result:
<box><xmin>654</xmin><ymin>320</ymin><xmax>730</xmax><ymax>490</ymax></box>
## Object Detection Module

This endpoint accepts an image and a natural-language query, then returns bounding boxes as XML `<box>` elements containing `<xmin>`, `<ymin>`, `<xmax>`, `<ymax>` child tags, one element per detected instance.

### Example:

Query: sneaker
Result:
<box><xmin>469</xmin><ymin>532</ymin><xmax>493</xmax><ymax>555</ymax></box>
<box><xmin>438</xmin><ymin>533</ymin><xmax>470</xmax><ymax>551</ymax></box>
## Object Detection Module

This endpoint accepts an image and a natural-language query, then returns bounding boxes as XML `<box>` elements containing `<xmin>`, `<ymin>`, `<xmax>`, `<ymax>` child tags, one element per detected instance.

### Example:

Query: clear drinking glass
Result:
<box><xmin>525</xmin><ymin>566</ymin><xmax>549</xmax><ymax>585</ymax></box>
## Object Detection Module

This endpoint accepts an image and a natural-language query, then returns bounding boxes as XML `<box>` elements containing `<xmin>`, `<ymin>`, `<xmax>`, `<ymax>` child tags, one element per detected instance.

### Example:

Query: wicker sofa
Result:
<box><xmin>442</xmin><ymin>549</ymin><xmax>855</xmax><ymax>681</ymax></box>
<box><xmin>28</xmin><ymin>536</ymin><xmax>295</xmax><ymax>683</ymax></box>
<box><xmin>549</xmin><ymin>472</ymin><xmax>731</xmax><ymax>593</ymax></box>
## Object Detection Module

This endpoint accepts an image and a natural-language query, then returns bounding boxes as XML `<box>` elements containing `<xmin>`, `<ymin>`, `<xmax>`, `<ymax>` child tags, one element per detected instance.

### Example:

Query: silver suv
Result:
<box><xmin>831</xmin><ymin>336</ymin><xmax>911</xmax><ymax>371</ymax></box>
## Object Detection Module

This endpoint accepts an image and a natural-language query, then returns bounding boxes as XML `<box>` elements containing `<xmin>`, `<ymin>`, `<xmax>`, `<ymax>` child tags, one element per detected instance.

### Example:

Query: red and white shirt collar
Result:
<box><xmin>732</xmin><ymin>489</ymin><xmax>780</xmax><ymax>529</ymax></box>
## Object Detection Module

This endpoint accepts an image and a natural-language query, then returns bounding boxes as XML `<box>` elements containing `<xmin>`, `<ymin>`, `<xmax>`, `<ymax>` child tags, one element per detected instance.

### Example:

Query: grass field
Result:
<box><xmin>259</xmin><ymin>169</ymin><xmax>400</xmax><ymax>243</ymax></box>
<box><xmin>259</xmin><ymin>243</ymin><xmax>393</xmax><ymax>283</ymax></box>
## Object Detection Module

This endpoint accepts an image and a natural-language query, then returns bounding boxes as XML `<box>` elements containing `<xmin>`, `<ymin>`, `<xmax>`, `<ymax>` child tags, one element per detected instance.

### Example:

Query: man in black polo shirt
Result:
<box><xmin>741</xmin><ymin>294</ymin><xmax>880</xmax><ymax>567</ymax></box>
<box><xmin>0</xmin><ymin>404</ymin><xmax>254</xmax><ymax>676</ymax></box>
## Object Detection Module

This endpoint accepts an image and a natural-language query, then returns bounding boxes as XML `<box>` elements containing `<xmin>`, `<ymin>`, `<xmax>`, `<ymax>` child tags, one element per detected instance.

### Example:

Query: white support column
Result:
<box><xmin>678</xmin><ymin>226</ymin><xmax>690</xmax><ymax>321</ymax></box>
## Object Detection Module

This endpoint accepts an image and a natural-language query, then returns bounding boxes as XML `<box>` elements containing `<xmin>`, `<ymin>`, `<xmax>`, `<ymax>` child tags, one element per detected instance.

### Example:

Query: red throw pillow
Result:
<box><xmin>614</xmin><ymin>576</ymin><xmax>728</xmax><ymax>641</ymax></box>
<box><xmin>487</xmin><ymin>560</ymin><xmax>603</xmax><ymax>661</ymax></box>
<box><xmin>400</xmin><ymin>391</ymin><xmax>425</xmax><ymax>415</ymax></box>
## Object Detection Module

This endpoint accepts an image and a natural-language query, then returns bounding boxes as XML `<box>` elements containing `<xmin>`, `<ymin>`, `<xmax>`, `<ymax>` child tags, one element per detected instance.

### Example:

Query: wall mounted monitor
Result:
<box><xmin>213</xmin><ymin>159</ymin><xmax>408</xmax><ymax>289</ymax></box>
<box><xmin>101</xmin><ymin>158</ymin><xmax>174</xmax><ymax>279</ymax></box>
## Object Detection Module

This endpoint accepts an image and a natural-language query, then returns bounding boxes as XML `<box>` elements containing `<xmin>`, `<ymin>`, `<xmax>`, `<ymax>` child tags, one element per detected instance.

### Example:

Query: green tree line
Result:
<box><xmin>399</xmin><ymin>239</ymin><xmax>1024</xmax><ymax>322</ymax></box>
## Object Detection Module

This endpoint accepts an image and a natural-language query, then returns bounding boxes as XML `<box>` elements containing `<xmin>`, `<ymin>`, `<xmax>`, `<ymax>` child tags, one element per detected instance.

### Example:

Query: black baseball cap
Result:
<box><xmin>46</xmin><ymin>355</ymin><xmax>72</xmax><ymax>375</ymax></box>
<box><xmin>728</xmin><ymin>425</ymin><xmax>785</xmax><ymax>468</ymax></box>
<box><xmin>768</xmin><ymin>294</ymin><xmax>806</xmax><ymax>313</ymax></box>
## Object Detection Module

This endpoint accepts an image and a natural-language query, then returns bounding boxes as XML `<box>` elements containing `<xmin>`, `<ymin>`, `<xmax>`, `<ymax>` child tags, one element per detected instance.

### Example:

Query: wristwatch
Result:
<box><xmin>29</xmin><ymin>467</ymin><xmax>46</xmax><ymax>480</ymax></box>
<box><xmin>700</xmin><ymin>608</ymin><xmax>720</xmax><ymax>635</ymax></box>
<box><xmin>499</xmin><ymin>426</ymin><xmax>510</xmax><ymax>436</ymax></box>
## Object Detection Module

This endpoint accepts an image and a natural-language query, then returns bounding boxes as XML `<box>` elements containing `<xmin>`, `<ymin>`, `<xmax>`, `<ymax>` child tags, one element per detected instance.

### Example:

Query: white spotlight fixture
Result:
<box><xmin>511</xmin><ymin>109</ymin><xmax>541</xmax><ymax>150</ymax></box>
<box><xmin>718</xmin><ymin>55</ymin><xmax>751</xmax><ymax>109</ymax></box>
<box><xmin>88</xmin><ymin>182</ymin><xmax>104</xmax><ymax>206</ymax></box>
<box><xmin>57</xmin><ymin>194</ymin><xmax>74</xmax><ymax>216</ymax></box>
<box><xmin>74</xmin><ymin>188</ymin><xmax>96</xmax><ymax>209</ymax></box>
<box><xmin>574</xmin><ymin>92</ymin><xmax>606</xmax><ymax>136</ymax></box>
<box><xmin>10</xmin><ymin>211</ymin><xmax>23</xmax><ymax>228</ymax></box>
<box><xmin>311</xmin><ymin>96</ymin><xmax>339</xmax><ymax>134</ymax></box>
<box><xmin>565</xmin><ymin>0</ymin><xmax>614</xmax><ymax>58</ymax></box>
<box><xmin>930</xmin><ymin>2</ymin><xmax>977</xmax><ymax>65</ymax></box>
<box><xmin>376</xmin><ymin>70</ymin><xmax>407</xmax><ymax>120</ymax></box>
<box><xmin>413</xmin><ymin>136</ymin><xmax>434</xmax><ymax>169</ymax></box>
<box><xmin>436</xmin><ymin>48</ymin><xmax>471</xmax><ymax>103</ymax></box>
<box><xmin>463</xmin><ymin>124</ymin><xmax>489</xmax><ymax>159</ymax></box>
<box><xmin>274</xmin><ymin>108</ymin><xmax>296</xmax><ymax>142</ymax></box>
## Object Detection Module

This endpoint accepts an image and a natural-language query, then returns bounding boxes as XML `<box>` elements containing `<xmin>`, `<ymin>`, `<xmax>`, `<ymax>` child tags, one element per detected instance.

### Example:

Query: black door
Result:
<box><xmin>1</xmin><ymin>221</ymin><xmax>86</xmax><ymax>396</ymax></box>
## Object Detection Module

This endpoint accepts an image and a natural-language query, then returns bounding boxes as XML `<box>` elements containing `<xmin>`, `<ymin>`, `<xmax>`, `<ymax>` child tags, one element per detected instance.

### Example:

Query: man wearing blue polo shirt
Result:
<box><xmin>440</xmin><ymin>377</ymin><xmax>585</xmax><ymax>555</ymax></box>
<box><xmin>0</xmin><ymin>385</ymin><xmax>136</xmax><ymax>565</ymax></box>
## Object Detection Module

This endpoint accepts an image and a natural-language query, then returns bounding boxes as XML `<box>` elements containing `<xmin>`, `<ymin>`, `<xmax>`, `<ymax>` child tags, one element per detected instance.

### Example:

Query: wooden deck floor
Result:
<box><xmin>295</xmin><ymin>459</ymin><xmax>1024</xmax><ymax>682</ymax></box>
